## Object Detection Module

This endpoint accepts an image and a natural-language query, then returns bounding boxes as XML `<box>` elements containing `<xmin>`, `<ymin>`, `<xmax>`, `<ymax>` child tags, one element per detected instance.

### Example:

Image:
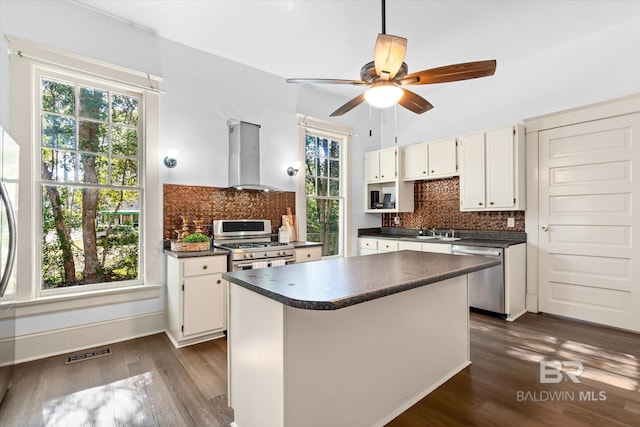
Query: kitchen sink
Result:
<box><xmin>415</xmin><ymin>236</ymin><xmax>437</xmax><ymax>240</ymax></box>
<box><xmin>439</xmin><ymin>237</ymin><xmax>462</xmax><ymax>241</ymax></box>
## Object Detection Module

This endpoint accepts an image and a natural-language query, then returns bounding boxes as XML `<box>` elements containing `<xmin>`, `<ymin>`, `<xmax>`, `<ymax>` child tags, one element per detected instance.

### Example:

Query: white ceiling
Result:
<box><xmin>74</xmin><ymin>0</ymin><xmax>640</xmax><ymax>99</ymax></box>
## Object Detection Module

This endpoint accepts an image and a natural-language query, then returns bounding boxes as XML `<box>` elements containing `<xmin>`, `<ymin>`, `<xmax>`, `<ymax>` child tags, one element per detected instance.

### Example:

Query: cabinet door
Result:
<box><xmin>295</xmin><ymin>246</ymin><xmax>322</xmax><ymax>263</ymax></box>
<box><xmin>428</xmin><ymin>138</ymin><xmax>457</xmax><ymax>177</ymax></box>
<box><xmin>398</xmin><ymin>241</ymin><xmax>422</xmax><ymax>251</ymax></box>
<box><xmin>377</xmin><ymin>239</ymin><xmax>399</xmax><ymax>252</ymax></box>
<box><xmin>486</xmin><ymin>127</ymin><xmax>515</xmax><ymax>209</ymax></box>
<box><xmin>359</xmin><ymin>248</ymin><xmax>378</xmax><ymax>256</ymax></box>
<box><xmin>183</xmin><ymin>274</ymin><xmax>226</xmax><ymax>336</ymax></box>
<box><xmin>421</xmin><ymin>243</ymin><xmax>451</xmax><ymax>254</ymax></box>
<box><xmin>403</xmin><ymin>143</ymin><xmax>428</xmax><ymax>180</ymax></box>
<box><xmin>364</xmin><ymin>151</ymin><xmax>380</xmax><ymax>181</ymax></box>
<box><xmin>460</xmin><ymin>132</ymin><xmax>486</xmax><ymax>210</ymax></box>
<box><xmin>378</xmin><ymin>148</ymin><xmax>397</xmax><ymax>181</ymax></box>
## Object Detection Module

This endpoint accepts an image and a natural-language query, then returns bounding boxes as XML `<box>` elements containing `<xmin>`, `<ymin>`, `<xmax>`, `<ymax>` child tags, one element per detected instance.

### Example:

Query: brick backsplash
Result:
<box><xmin>381</xmin><ymin>177</ymin><xmax>525</xmax><ymax>231</ymax></box>
<box><xmin>163</xmin><ymin>184</ymin><xmax>295</xmax><ymax>239</ymax></box>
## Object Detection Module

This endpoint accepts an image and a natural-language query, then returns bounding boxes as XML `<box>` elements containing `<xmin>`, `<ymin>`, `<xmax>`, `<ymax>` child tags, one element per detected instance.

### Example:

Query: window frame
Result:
<box><xmin>9</xmin><ymin>36</ymin><xmax>162</xmax><ymax>306</ymax></box>
<box><xmin>296</xmin><ymin>115</ymin><xmax>352</xmax><ymax>259</ymax></box>
<box><xmin>35</xmin><ymin>67</ymin><xmax>145</xmax><ymax>296</ymax></box>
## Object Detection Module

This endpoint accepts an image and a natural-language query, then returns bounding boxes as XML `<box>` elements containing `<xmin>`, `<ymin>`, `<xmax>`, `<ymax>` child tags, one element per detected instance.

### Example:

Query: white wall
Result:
<box><xmin>0</xmin><ymin>0</ymin><xmax>375</xmax><ymax>346</ymax></box>
<box><xmin>381</xmin><ymin>17</ymin><xmax>640</xmax><ymax>147</ymax></box>
<box><xmin>2</xmin><ymin>0</ymin><xmax>639</xmax><ymax>354</ymax></box>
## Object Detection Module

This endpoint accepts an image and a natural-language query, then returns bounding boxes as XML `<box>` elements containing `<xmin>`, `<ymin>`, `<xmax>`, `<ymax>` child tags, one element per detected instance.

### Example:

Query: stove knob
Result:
<box><xmin>243</xmin><ymin>254</ymin><xmax>249</xmax><ymax>259</ymax></box>
<box><xmin>250</xmin><ymin>253</ymin><xmax>254</xmax><ymax>258</ymax></box>
<box><xmin>264</xmin><ymin>252</ymin><xmax>268</xmax><ymax>257</ymax></box>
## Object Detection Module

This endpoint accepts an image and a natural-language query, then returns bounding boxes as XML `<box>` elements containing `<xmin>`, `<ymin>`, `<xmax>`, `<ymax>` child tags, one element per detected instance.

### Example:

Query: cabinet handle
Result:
<box><xmin>478</xmin><ymin>202</ymin><xmax>483</xmax><ymax>206</ymax></box>
<box><xmin>202</xmin><ymin>265</ymin><xmax>208</xmax><ymax>270</ymax></box>
<box><xmin>541</xmin><ymin>225</ymin><xmax>549</xmax><ymax>232</ymax></box>
<box><xmin>381</xmin><ymin>175</ymin><xmax>384</xmax><ymax>178</ymax></box>
<box><xmin>217</xmin><ymin>279</ymin><xmax>222</xmax><ymax>284</ymax></box>
<box><xmin>375</xmin><ymin>176</ymin><xmax>378</xmax><ymax>179</ymax></box>
<box><xmin>307</xmin><ymin>254</ymin><xmax>311</xmax><ymax>258</ymax></box>
<box><xmin>431</xmin><ymin>170</ymin><xmax>434</xmax><ymax>173</ymax></box>
<box><xmin>489</xmin><ymin>202</ymin><xmax>494</xmax><ymax>205</ymax></box>
<box><xmin>423</xmin><ymin>171</ymin><xmax>426</xmax><ymax>174</ymax></box>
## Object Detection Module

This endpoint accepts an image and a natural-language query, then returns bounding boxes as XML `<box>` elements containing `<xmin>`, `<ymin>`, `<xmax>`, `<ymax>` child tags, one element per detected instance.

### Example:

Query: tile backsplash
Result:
<box><xmin>381</xmin><ymin>177</ymin><xmax>525</xmax><ymax>231</ymax></box>
<box><xmin>163</xmin><ymin>184</ymin><xmax>296</xmax><ymax>239</ymax></box>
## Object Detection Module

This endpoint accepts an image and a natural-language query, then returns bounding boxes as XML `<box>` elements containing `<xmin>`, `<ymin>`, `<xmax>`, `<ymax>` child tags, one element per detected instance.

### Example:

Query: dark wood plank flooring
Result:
<box><xmin>0</xmin><ymin>312</ymin><xmax>638</xmax><ymax>426</ymax></box>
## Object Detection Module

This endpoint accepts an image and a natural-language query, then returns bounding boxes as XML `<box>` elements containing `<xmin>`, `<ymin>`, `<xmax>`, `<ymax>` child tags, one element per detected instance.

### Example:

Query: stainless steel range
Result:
<box><xmin>213</xmin><ymin>219</ymin><xmax>294</xmax><ymax>271</ymax></box>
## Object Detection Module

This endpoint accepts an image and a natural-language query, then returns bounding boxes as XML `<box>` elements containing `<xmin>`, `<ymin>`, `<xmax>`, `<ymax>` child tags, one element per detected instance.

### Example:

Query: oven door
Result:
<box><xmin>231</xmin><ymin>257</ymin><xmax>295</xmax><ymax>272</ymax></box>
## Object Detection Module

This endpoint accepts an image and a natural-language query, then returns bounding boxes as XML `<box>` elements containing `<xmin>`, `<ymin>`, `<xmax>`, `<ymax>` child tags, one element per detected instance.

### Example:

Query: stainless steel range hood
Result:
<box><xmin>227</xmin><ymin>120</ymin><xmax>281</xmax><ymax>192</ymax></box>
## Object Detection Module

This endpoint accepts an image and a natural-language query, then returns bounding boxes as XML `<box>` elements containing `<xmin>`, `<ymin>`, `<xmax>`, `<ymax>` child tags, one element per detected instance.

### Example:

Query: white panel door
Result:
<box><xmin>459</xmin><ymin>132</ymin><xmax>486</xmax><ymax>209</ymax></box>
<box><xmin>538</xmin><ymin>113</ymin><xmax>640</xmax><ymax>331</ymax></box>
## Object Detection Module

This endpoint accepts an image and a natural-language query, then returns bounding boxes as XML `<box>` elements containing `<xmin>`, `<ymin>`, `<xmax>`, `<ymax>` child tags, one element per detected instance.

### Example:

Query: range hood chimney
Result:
<box><xmin>227</xmin><ymin>120</ymin><xmax>281</xmax><ymax>192</ymax></box>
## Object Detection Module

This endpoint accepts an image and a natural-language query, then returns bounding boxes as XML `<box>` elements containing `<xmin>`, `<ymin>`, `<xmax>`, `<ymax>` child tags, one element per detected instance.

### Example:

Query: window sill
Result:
<box><xmin>15</xmin><ymin>284</ymin><xmax>163</xmax><ymax>317</ymax></box>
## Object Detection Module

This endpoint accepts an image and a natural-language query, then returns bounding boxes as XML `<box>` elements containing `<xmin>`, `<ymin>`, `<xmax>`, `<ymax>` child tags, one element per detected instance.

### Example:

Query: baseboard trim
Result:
<box><xmin>14</xmin><ymin>310</ymin><xmax>166</xmax><ymax>364</ymax></box>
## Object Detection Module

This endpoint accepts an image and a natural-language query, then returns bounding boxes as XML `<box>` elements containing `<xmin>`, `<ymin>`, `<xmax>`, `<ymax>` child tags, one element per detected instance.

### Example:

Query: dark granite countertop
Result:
<box><xmin>223</xmin><ymin>251</ymin><xmax>499</xmax><ymax>310</ymax></box>
<box><xmin>164</xmin><ymin>248</ymin><xmax>229</xmax><ymax>259</ymax></box>
<box><xmin>289</xmin><ymin>241</ymin><xmax>323</xmax><ymax>248</ymax></box>
<box><xmin>358</xmin><ymin>228</ymin><xmax>526</xmax><ymax>248</ymax></box>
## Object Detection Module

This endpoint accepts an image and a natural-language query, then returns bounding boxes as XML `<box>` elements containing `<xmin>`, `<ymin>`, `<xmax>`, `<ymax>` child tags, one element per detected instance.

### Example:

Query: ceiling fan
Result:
<box><xmin>286</xmin><ymin>0</ymin><xmax>497</xmax><ymax>117</ymax></box>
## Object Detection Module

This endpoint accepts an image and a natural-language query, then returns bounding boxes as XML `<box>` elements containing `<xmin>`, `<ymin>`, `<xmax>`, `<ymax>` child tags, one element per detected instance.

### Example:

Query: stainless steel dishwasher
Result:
<box><xmin>451</xmin><ymin>245</ymin><xmax>505</xmax><ymax>316</ymax></box>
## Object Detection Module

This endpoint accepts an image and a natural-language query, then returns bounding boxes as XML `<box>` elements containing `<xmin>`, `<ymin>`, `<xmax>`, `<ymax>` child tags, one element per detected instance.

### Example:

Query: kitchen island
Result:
<box><xmin>223</xmin><ymin>251</ymin><xmax>500</xmax><ymax>427</ymax></box>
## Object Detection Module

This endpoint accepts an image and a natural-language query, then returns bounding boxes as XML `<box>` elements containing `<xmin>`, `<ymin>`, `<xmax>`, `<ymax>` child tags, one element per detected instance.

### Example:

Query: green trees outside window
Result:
<box><xmin>305</xmin><ymin>133</ymin><xmax>342</xmax><ymax>257</ymax></box>
<box><xmin>40</xmin><ymin>78</ymin><xmax>142</xmax><ymax>289</ymax></box>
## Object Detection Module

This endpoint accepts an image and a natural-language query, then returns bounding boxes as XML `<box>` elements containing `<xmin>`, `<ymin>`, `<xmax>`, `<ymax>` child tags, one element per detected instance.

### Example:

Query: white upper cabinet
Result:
<box><xmin>364</xmin><ymin>150</ymin><xmax>380</xmax><ymax>182</ymax></box>
<box><xmin>428</xmin><ymin>138</ymin><xmax>458</xmax><ymax>178</ymax></box>
<box><xmin>365</xmin><ymin>147</ymin><xmax>397</xmax><ymax>182</ymax></box>
<box><xmin>459</xmin><ymin>124</ymin><xmax>525</xmax><ymax>211</ymax></box>
<box><xmin>364</xmin><ymin>147</ymin><xmax>414</xmax><ymax>213</ymax></box>
<box><xmin>403</xmin><ymin>138</ymin><xmax>457</xmax><ymax>181</ymax></box>
<box><xmin>459</xmin><ymin>132</ymin><xmax>486</xmax><ymax>208</ymax></box>
<box><xmin>403</xmin><ymin>143</ymin><xmax>428</xmax><ymax>180</ymax></box>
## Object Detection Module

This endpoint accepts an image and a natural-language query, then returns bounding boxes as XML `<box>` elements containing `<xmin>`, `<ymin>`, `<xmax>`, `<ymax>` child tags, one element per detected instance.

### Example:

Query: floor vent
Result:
<box><xmin>65</xmin><ymin>347</ymin><xmax>111</xmax><ymax>364</ymax></box>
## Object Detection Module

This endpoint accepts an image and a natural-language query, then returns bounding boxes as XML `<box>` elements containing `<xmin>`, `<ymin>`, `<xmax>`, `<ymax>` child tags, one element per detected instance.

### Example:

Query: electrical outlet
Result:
<box><xmin>394</xmin><ymin>216</ymin><xmax>400</xmax><ymax>225</ymax></box>
<box><xmin>507</xmin><ymin>217</ymin><xmax>515</xmax><ymax>228</ymax></box>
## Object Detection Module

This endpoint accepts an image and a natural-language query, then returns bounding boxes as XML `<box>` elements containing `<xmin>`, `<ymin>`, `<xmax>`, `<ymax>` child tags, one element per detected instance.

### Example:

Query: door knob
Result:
<box><xmin>541</xmin><ymin>225</ymin><xmax>549</xmax><ymax>231</ymax></box>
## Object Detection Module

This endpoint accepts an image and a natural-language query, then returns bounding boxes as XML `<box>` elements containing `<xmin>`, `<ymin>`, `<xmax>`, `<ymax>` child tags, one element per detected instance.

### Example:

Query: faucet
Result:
<box><xmin>450</xmin><ymin>229</ymin><xmax>456</xmax><ymax>238</ymax></box>
<box><xmin>430</xmin><ymin>228</ymin><xmax>437</xmax><ymax>237</ymax></box>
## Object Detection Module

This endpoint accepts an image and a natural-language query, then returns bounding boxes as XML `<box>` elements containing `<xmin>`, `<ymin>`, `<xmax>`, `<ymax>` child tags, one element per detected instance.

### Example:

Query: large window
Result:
<box><xmin>305</xmin><ymin>131</ymin><xmax>344</xmax><ymax>257</ymax></box>
<box><xmin>39</xmin><ymin>73</ymin><xmax>143</xmax><ymax>291</ymax></box>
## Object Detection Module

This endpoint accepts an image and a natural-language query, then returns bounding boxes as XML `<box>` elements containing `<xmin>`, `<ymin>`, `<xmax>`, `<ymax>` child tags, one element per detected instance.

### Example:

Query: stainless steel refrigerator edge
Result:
<box><xmin>0</xmin><ymin>126</ymin><xmax>19</xmax><ymax>405</ymax></box>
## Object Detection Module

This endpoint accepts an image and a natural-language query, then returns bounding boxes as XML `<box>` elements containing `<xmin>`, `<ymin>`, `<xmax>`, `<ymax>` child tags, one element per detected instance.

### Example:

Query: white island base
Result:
<box><xmin>228</xmin><ymin>275</ymin><xmax>470</xmax><ymax>427</ymax></box>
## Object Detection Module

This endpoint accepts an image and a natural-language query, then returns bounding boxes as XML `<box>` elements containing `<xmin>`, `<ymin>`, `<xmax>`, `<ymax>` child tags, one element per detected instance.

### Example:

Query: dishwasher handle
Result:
<box><xmin>451</xmin><ymin>246</ymin><xmax>502</xmax><ymax>258</ymax></box>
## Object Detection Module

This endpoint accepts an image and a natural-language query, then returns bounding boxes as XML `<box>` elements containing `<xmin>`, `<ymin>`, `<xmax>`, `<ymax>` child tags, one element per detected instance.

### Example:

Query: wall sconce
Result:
<box><xmin>164</xmin><ymin>149</ymin><xmax>177</xmax><ymax>168</ymax></box>
<box><xmin>287</xmin><ymin>161</ymin><xmax>301</xmax><ymax>176</ymax></box>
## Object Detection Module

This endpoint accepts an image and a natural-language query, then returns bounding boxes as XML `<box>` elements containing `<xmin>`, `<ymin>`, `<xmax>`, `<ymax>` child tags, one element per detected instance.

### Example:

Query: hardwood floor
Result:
<box><xmin>1</xmin><ymin>312</ymin><xmax>639</xmax><ymax>426</ymax></box>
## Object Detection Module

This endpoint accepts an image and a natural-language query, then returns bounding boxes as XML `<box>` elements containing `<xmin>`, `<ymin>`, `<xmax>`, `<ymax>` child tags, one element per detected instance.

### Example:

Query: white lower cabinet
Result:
<box><xmin>166</xmin><ymin>254</ymin><xmax>227</xmax><ymax>347</ymax></box>
<box><xmin>420</xmin><ymin>242</ymin><xmax>452</xmax><ymax>254</ymax></box>
<box><xmin>295</xmin><ymin>245</ymin><xmax>322</xmax><ymax>263</ymax></box>
<box><xmin>359</xmin><ymin>238</ymin><xmax>451</xmax><ymax>255</ymax></box>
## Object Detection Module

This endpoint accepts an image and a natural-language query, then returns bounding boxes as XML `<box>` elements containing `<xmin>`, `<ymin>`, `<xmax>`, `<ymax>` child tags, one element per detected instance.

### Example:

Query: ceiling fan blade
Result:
<box><xmin>399</xmin><ymin>60</ymin><xmax>497</xmax><ymax>85</ymax></box>
<box><xmin>330</xmin><ymin>93</ymin><xmax>367</xmax><ymax>117</ymax></box>
<box><xmin>397</xmin><ymin>88</ymin><xmax>433</xmax><ymax>114</ymax></box>
<box><xmin>286</xmin><ymin>78</ymin><xmax>367</xmax><ymax>86</ymax></box>
<box><xmin>374</xmin><ymin>34</ymin><xmax>407</xmax><ymax>80</ymax></box>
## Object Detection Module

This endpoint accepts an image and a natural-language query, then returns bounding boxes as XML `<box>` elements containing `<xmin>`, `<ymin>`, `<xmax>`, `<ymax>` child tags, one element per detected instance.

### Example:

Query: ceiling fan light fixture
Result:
<box><xmin>365</xmin><ymin>84</ymin><xmax>403</xmax><ymax>108</ymax></box>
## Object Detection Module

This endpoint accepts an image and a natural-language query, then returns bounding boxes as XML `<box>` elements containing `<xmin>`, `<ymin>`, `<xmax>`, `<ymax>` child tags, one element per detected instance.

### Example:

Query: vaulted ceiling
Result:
<box><xmin>74</xmin><ymin>0</ymin><xmax>640</xmax><ymax>99</ymax></box>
